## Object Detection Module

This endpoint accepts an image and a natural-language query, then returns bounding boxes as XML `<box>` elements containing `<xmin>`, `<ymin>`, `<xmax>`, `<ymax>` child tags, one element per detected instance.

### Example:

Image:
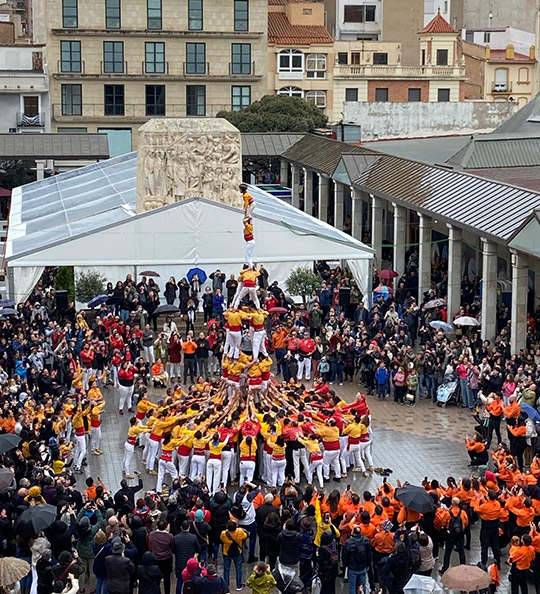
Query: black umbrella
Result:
<box><xmin>15</xmin><ymin>504</ymin><xmax>57</xmax><ymax>537</ymax></box>
<box><xmin>139</xmin><ymin>270</ymin><xmax>160</xmax><ymax>277</ymax></box>
<box><xmin>0</xmin><ymin>308</ymin><xmax>17</xmax><ymax>316</ymax></box>
<box><xmin>395</xmin><ymin>485</ymin><xmax>435</xmax><ymax>514</ymax></box>
<box><xmin>0</xmin><ymin>468</ymin><xmax>14</xmax><ymax>491</ymax></box>
<box><xmin>155</xmin><ymin>304</ymin><xmax>180</xmax><ymax>315</ymax></box>
<box><xmin>0</xmin><ymin>434</ymin><xmax>21</xmax><ymax>454</ymax></box>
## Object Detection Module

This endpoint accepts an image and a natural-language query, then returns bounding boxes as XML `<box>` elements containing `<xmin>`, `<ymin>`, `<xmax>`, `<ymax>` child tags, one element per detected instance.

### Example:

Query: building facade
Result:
<box><xmin>36</xmin><ymin>0</ymin><xmax>267</xmax><ymax>154</ymax></box>
<box><xmin>267</xmin><ymin>0</ymin><xmax>334</xmax><ymax>117</ymax></box>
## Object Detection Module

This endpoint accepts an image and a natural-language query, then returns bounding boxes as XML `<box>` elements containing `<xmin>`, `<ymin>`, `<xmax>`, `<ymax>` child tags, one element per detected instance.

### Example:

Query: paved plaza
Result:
<box><xmin>79</xmin><ymin>376</ymin><xmax>515</xmax><ymax>593</ymax></box>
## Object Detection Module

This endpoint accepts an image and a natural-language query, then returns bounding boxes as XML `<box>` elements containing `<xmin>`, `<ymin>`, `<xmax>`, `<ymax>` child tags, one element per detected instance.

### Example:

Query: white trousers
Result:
<box><xmin>323</xmin><ymin>449</ymin><xmax>340</xmax><ymax>479</ymax></box>
<box><xmin>239</xmin><ymin>460</ymin><xmax>255</xmax><ymax>485</ymax></box>
<box><xmin>123</xmin><ymin>442</ymin><xmax>134</xmax><ymax>475</ymax></box>
<box><xmin>145</xmin><ymin>438</ymin><xmax>160</xmax><ymax>471</ymax></box>
<box><xmin>359</xmin><ymin>441</ymin><xmax>373</xmax><ymax>468</ymax></box>
<box><xmin>206</xmin><ymin>458</ymin><xmax>222</xmax><ymax>494</ymax></box>
<box><xmin>221</xmin><ymin>450</ymin><xmax>233</xmax><ymax>486</ymax></box>
<box><xmin>74</xmin><ymin>434</ymin><xmax>87</xmax><ymax>470</ymax></box>
<box><xmin>292</xmin><ymin>448</ymin><xmax>310</xmax><ymax>483</ymax></box>
<box><xmin>348</xmin><ymin>444</ymin><xmax>365</xmax><ymax>471</ymax></box>
<box><xmin>245</xmin><ymin>239</ymin><xmax>256</xmax><ymax>267</ymax></box>
<box><xmin>233</xmin><ymin>287</ymin><xmax>260</xmax><ymax>309</ymax></box>
<box><xmin>190</xmin><ymin>454</ymin><xmax>206</xmax><ymax>479</ymax></box>
<box><xmin>156</xmin><ymin>458</ymin><xmax>177</xmax><ymax>491</ymax></box>
<box><xmin>143</xmin><ymin>345</ymin><xmax>155</xmax><ymax>364</ymax></box>
<box><xmin>118</xmin><ymin>384</ymin><xmax>133</xmax><ymax>411</ymax></box>
<box><xmin>339</xmin><ymin>436</ymin><xmax>349</xmax><ymax>473</ymax></box>
<box><xmin>270</xmin><ymin>458</ymin><xmax>286</xmax><ymax>487</ymax></box>
<box><xmin>167</xmin><ymin>362</ymin><xmax>182</xmax><ymax>379</ymax></box>
<box><xmin>251</xmin><ymin>330</ymin><xmax>268</xmax><ymax>359</ymax></box>
<box><xmin>178</xmin><ymin>451</ymin><xmax>190</xmax><ymax>478</ymax></box>
<box><xmin>308</xmin><ymin>459</ymin><xmax>324</xmax><ymax>488</ymax></box>
<box><xmin>225</xmin><ymin>330</ymin><xmax>242</xmax><ymax>359</ymax></box>
<box><xmin>90</xmin><ymin>426</ymin><xmax>101</xmax><ymax>451</ymax></box>
<box><xmin>297</xmin><ymin>356</ymin><xmax>312</xmax><ymax>380</ymax></box>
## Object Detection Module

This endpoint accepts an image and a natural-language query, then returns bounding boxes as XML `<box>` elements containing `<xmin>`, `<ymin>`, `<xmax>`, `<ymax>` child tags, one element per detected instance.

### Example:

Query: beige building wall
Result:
<box><xmin>381</xmin><ymin>0</ymin><xmax>424</xmax><ymax>65</ymax></box>
<box><xmin>45</xmin><ymin>0</ymin><xmax>268</xmax><ymax>150</ymax></box>
<box><xmin>484</xmin><ymin>56</ymin><xmax>538</xmax><ymax>106</ymax></box>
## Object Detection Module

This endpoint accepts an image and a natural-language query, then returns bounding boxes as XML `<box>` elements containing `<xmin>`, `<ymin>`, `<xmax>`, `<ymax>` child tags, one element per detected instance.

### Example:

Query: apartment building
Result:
<box><xmin>35</xmin><ymin>0</ymin><xmax>267</xmax><ymax>154</ymax></box>
<box><xmin>267</xmin><ymin>0</ymin><xmax>334</xmax><ymax>117</ymax></box>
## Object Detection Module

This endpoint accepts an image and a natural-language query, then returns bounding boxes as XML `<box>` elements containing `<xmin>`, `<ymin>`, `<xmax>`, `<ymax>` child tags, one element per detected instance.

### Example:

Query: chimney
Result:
<box><xmin>506</xmin><ymin>44</ymin><xmax>515</xmax><ymax>60</ymax></box>
<box><xmin>530</xmin><ymin>44</ymin><xmax>536</xmax><ymax>60</ymax></box>
<box><xmin>485</xmin><ymin>44</ymin><xmax>490</xmax><ymax>59</ymax></box>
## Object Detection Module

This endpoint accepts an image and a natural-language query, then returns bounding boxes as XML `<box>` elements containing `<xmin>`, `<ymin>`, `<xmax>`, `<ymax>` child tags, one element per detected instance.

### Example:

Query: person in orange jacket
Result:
<box><xmin>509</xmin><ymin>534</ymin><xmax>535</xmax><ymax>594</ymax></box>
<box><xmin>466</xmin><ymin>433</ymin><xmax>489</xmax><ymax>466</ymax></box>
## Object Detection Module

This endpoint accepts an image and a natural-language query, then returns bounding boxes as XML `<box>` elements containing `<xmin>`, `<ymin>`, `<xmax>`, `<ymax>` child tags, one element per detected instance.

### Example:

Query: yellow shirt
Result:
<box><xmin>239</xmin><ymin>439</ymin><xmax>256</xmax><ymax>460</ymax></box>
<box><xmin>243</xmin><ymin>190</ymin><xmax>253</xmax><ymax>210</ymax></box>
<box><xmin>239</xmin><ymin>269</ymin><xmax>260</xmax><ymax>285</ymax></box>
<box><xmin>298</xmin><ymin>436</ymin><xmax>321</xmax><ymax>454</ymax></box>
<box><xmin>224</xmin><ymin>310</ymin><xmax>250</xmax><ymax>330</ymax></box>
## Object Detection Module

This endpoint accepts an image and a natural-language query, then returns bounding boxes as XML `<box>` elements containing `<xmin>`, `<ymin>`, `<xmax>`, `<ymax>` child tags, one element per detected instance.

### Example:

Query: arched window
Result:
<box><xmin>494</xmin><ymin>68</ymin><xmax>508</xmax><ymax>92</ymax></box>
<box><xmin>278</xmin><ymin>49</ymin><xmax>303</xmax><ymax>73</ymax></box>
<box><xmin>278</xmin><ymin>86</ymin><xmax>304</xmax><ymax>98</ymax></box>
<box><xmin>306</xmin><ymin>53</ymin><xmax>326</xmax><ymax>78</ymax></box>
<box><xmin>518</xmin><ymin>67</ymin><xmax>530</xmax><ymax>83</ymax></box>
<box><xmin>306</xmin><ymin>90</ymin><xmax>326</xmax><ymax>107</ymax></box>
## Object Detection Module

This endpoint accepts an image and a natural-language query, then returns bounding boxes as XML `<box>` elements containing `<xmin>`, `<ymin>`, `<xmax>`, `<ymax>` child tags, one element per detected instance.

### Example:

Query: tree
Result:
<box><xmin>75</xmin><ymin>269</ymin><xmax>106</xmax><ymax>304</ymax></box>
<box><xmin>217</xmin><ymin>95</ymin><xmax>328</xmax><ymax>132</ymax></box>
<box><xmin>285</xmin><ymin>267</ymin><xmax>321</xmax><ymax>304</ymax></box>
<box><xmin>0</xmin><ymin>160</ymin><xmax>32</xmax><ymax>190</ymax></box>
<box><xmin>54</xmin><ymin>266</ymin><xmax>75</xmax><ymax>302</ymax></box>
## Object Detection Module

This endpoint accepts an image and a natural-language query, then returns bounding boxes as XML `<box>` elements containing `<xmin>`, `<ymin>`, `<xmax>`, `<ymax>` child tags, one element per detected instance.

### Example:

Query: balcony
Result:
<box><xmin>183</xmin><ymin>62</ymin><xmax>209</xmax><ymax>75</ymax></box>
<box><xmin>333</xmin><ymin>63</ymin><xmax>466</xmax><ymax>78</ymax></box>
<box><xmin>492</xmin><ymin>81</ymin><xmax>512</xmax><ymax>93</ymax></box>
<box><xmin>100</xmin><ymin>61</ymin><xmax>128</xmax><ymax>74</ymax></box>
<box><xmin>57</xmin><ymin>60</ymin><xmax>86</xmax><ymax>74</ymax></box>
<box><xmin>17</xmin><ymin>112</ymin><xmax>45</xmax><ymax>127</ymax></box>
<box><xmin>229</xmin><ymin>61</ymin><xmax>256</xmax><ymax>76</ymax></box>
<box><xmin>52</xmin><ymin>103</ymin><xmax>231</xmax><ymax>120</ymax></box>
<box><xmin>143</xmin><ymin>61</ymin><xmax>169</xmax><ymax>75</ymax></box>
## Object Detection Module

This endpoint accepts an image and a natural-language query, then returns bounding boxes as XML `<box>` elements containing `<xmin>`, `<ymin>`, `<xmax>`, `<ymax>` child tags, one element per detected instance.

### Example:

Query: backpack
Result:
<box><xmin>231</xmin><ymin>502</ymin><xmax>246</xmax><ymax>520</ymax></box>
<box><xmin>409</xmin><ymin>547</ymin><xmax>421</xmax><ymax>572</ymax></box>
<box><xmin>449</xmin><ymin>510</ymin><xmax>464</xmax><ymax>537</ymax></box>
<box><xmin>183</xmin><ymin>581</ymin><xmax>200</xmax><ymax>594</ymax></box>
<box><xmin>345</xmin><ymin>537</ymin><xmax>366</xmax><ymax>568</ymax></box>
<box><xmin>225</xmin><ymin>531</ymin><xmax>241</xmax><ymax>558</ymax></box>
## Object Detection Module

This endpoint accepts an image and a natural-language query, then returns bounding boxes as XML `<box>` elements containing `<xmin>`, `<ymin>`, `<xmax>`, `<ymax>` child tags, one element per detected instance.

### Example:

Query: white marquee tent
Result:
<box><xmin>5</xmin><ymin>152</ymin><xmax>374</xmax><ymax>302</ymax></box>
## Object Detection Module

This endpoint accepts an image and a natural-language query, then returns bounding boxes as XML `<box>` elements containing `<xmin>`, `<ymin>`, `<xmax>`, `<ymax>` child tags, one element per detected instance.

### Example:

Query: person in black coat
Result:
<box><xmin>256</xmin><ymin>495</ymin><xmax>278</xmax><ymax>563</ymax></box>
<box><xmin>36</xmin><ymin>549</ymin><xmax>54</xmax><ymax>594</ymax></box>
<box><xmin>209</xmin><ymin>490</ymin><xmax>232</xmax><ymax>563</ymax></box>
<box><xmin>105</xmin><ymin>537</ymin><xmax>136</xmax><ymax>594</ymax></box>
<box><xmin>277</xmin><ymin>519</ymin><xmax>301</xmax><ymax>566</ymax></box>
<box><xmin>172</xmin><ymin>520</ymin><xmax>201</xmax><ymax>590</ymax></box>
<box><xmin>114</xmin><ymin>476</ymin><xmax>144</xmax><ymax>514</ymax></box>
<box><xmin>191</xmin><ymin>563</ymin><xmax>228</xmax><ymax>594</ymax></box>
<box><xmin>317</xmin><ymin>530</ymin><xmax>339</xmax><ymax>594</ymax></box>
<box><xmin>261</xmin><ymin>513</ymin><xmax>282</xmax><ymax>569</ymax></box>
<box><xmin>130</xmin><ymin>515</ymin><xmax>148</xmax><ymax>564</ymax></box>
<box><xmin>137</xmin><ymin>551</ymin><xmax>163</xmax><ymax>594</ymax></box>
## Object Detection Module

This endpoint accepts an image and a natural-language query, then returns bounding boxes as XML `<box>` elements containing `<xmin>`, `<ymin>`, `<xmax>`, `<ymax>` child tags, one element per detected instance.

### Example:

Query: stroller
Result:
<box><xmin>436</xmin><ymin>372</ymin><xmax>459</xmax><ymax>408</ymax></box>
<box><xmin>272</xmin><ymin>562</ymin><xmax>306</xmax><ymax>594</ymax></box>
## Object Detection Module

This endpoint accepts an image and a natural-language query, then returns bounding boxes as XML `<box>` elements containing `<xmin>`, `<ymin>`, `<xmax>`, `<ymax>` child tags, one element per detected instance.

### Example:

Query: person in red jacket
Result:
<box><xmin>117</xmin><ymin>361</ymin><xmax>137</xmax><ymax>414</ymax></box>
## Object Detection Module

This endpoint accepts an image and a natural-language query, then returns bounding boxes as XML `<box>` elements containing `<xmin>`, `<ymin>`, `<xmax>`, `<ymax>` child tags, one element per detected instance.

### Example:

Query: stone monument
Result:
<box><xmin>136</xmin><ymin>118</ymin><xmax>243</xmax><ymax>213</ymax></box>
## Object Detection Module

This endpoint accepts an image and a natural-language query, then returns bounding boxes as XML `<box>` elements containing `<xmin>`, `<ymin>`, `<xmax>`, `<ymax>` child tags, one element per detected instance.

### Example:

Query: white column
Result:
<box><xmin>303</xmin><ymin>168</ymin><xmax>313</xmax><ymax>216</ymax></box>
<box><xmin>291</xmin><ymin>164</ymin><xmax>300</xmax><ymax>209</ymax></box>
<box><xmin>318</xmin><ymin>174</ymin><xmax>329</xmax><ymax>222</ymax></box>
<box><xmin>334</xmin><ymin>182</ymin><xmax>344</xmax><ymax>230</ymax></box>
<box><xmin>371</xmin><ymin>194</ymin><xmax>383</xmax><ymax>266</ymax></box>
<box><xmin>447</xmin><ymin>224</ymin><xmax>462</xmax><ymax>320</ymax></box>
<box><xmin>418</xmin><ymin>214</ymin><xmax>432</xmax><ymax>299</ymax></box>
<box><xmin>510</xmin><ymin>250</ymin><xmax>528</xmax><ymax>354</ymax></box>
<box><xmin>36</xmin><ymin>160</ymin><xmax>45</xmax><ymax>181</ymax></box>
<box><xmin>393</xmin><ymin>204</ymin><xmax>407</xmax><ymax>277</ymax></box>
<box><xmin>351</xmin><ymin>188</ymin><xmax>363</xmax><ymax>240</ymax></box>
<box><xmin>280</xmin><ymin>159</ymin><xmax>289</xmax><ymax>186</ymax></box>
<box><xmin>481</xmin><ymin>238</ymin><xmax>498</xmax><ymax>343</ymax></box>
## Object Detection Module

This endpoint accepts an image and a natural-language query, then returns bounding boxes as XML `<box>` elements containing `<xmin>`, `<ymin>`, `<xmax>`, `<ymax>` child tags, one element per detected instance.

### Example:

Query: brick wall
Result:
<box><xmin>367</xmin><ymin>79</ymin><xmax>430</xmax><ymax>102</ymax></box>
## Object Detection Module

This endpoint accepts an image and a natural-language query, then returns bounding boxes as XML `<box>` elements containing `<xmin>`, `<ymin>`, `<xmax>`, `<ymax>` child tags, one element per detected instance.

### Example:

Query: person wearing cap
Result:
<box><xmin>190</xmin><ymin>509</ymin><xmax>211</xmax><ymax>563</ymax></box>
<box><xmin>105</xmin><ymin>537</ymin><xmax>136</xmax><ymax>594</ymax></box>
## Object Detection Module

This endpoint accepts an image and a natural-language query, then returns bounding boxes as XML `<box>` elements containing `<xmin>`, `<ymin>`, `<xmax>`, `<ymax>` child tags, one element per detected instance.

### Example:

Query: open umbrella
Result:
<box><xmin>429</xmin><ymin>320</ymin><xmax>454</xmax><ymax>333</ymax></box>
<box><xmin>520</xmin><ymin>403</ymin><xmax>540</xmax><ymax>423</ymax></box>
<box><xmin>404</xmin><ymin>574</ymin><xmax>443</xmax><ymax>594</ymax></box>
<box><xmin>187</xmin><ymin>267</ymin><xmax>207</xmax><ymax>284</ymax></box>
<box><xmin>395</xmin><ymin>485</ymin><xmax>435</xmax><ymax>514</ymax></box>
<box><xmin>0</xmin><ymin>300</ymin><xmax>14</xmax><ymax>308</ymax></box>
<box><xmin>0</xmin><ymin>434</ymin><xmax>21</xmax><ymax>454</ymax></box>
<box><xmin>0</xmin><ymin>308</ymin><xmax>17</xmax><ymax>316</ymax></box>
<box><xmin>379</xmin><ymin>269</ymin><xmax>398</xmax><ymax>280</ymax></box>
<box><xmin>155</xmin><ymin>304</ymin><xmax>180</xmax><ymax>315</ymax></box>
<box><xmin>453</xmin><ymin>316</ymin><xmax>479</xmax><ymax>326</ymax></box>
<box><xmin>87</xmin><ymin>294</ymin><xmax>109</xmax><ymax>309</ymax></box>
<box><xmin>0</xmin><ymin>557</ymin><xmax>30</xmax><ymax>587</ymax></box>
<box><xmin>14</xmin><ymin>504</ymin><xmax>57</xmax><ymax>537</ymax></box>
<box><xmin>0</xmin><ymin>468</ymin><xmax>15</xmax><ymax>491</ymax></box>
<box><xmin>441</xmin><ymin>565</ymin><xmax>491</xmax><ymax>591</ymax></box>
<box><xmin>269</xmin><ymin>307</ymin><xmax>288</xmax><ymax>314</ymax></box>
<box><xmin>374</xmin><ymin>285</ymin><xmax>390</xmax><ymax>301</ymax></box>
<box><xmin>139</xmin><ymin>270</ymin><xmax>160</xmax><ymax>277</ymax></box>
<box><xmin>423</xmin><ymin>298</ymin><xmax>446</xmax><ymax>310</ymax></box>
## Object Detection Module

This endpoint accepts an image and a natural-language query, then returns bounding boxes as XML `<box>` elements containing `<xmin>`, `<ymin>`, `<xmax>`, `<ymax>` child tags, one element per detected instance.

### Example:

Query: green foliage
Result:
<box><xmin>217</xmin><ymin>95</ymin><xmax>328</xmax><ymax>132</ymax></box>
<box><xmin>54</xmin><ymin>266</ymin><xmax>75</xmax><ymax>302</ymax></box>
<box><xmin>75</xmin><ymin>269</ymin><xmax>106</xmax><ymax>304</ymax></box>
<box><xmin>285</xmin><ymin>267</ymin><xmax>321</xmax><ymax>303</ymax></box>
<box><xmin>0</xmin><ymin>160</ymin><xmax>32</xmax><ymax>190</ymax></box>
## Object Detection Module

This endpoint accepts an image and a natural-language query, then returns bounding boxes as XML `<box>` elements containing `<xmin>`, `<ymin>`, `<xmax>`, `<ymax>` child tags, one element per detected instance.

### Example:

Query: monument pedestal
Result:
<box><xmin>136</xmin><ymin>118</ymin><xmax>243</xmax><ymax>213</ymax></box>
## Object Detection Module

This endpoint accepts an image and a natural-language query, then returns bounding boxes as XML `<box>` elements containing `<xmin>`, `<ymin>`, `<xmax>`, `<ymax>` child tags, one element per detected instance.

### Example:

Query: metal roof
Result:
<box><xmin>366</xmin><ymin>135</ymin><xmax>470</xmax><ymax>166</ymax></box>
<box><xmin>241</xmin><ymin>133</ymin><xmax>304</xmax><ymax>158</ymax></box>
<box><xmin>0</xmin><ymin>134</ymin><xmax>110</xmax><ymax>160</ymax></box>
<box><xmin>470</xmin><ymin>166</ymin><xmax>540</xmax><ymax>193</ymax></box>
<box><xmin>337</xmin><ymin>151</ymin><xmax>540</xmax><ymax>242</ymax></box>
<box><xmin>494</xmin><ymin>92</ymin><xmax>540</xmax><ymax>135</ymax></box>
<box><xmin>281</xmin><ymin>133</ymin><xmax>368</xmax><ymax>175</ymax></box>
<box><xmin>446</xmin><ymin>133</ymin><xmax>540</xmax><ymax>169</ymax></box>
